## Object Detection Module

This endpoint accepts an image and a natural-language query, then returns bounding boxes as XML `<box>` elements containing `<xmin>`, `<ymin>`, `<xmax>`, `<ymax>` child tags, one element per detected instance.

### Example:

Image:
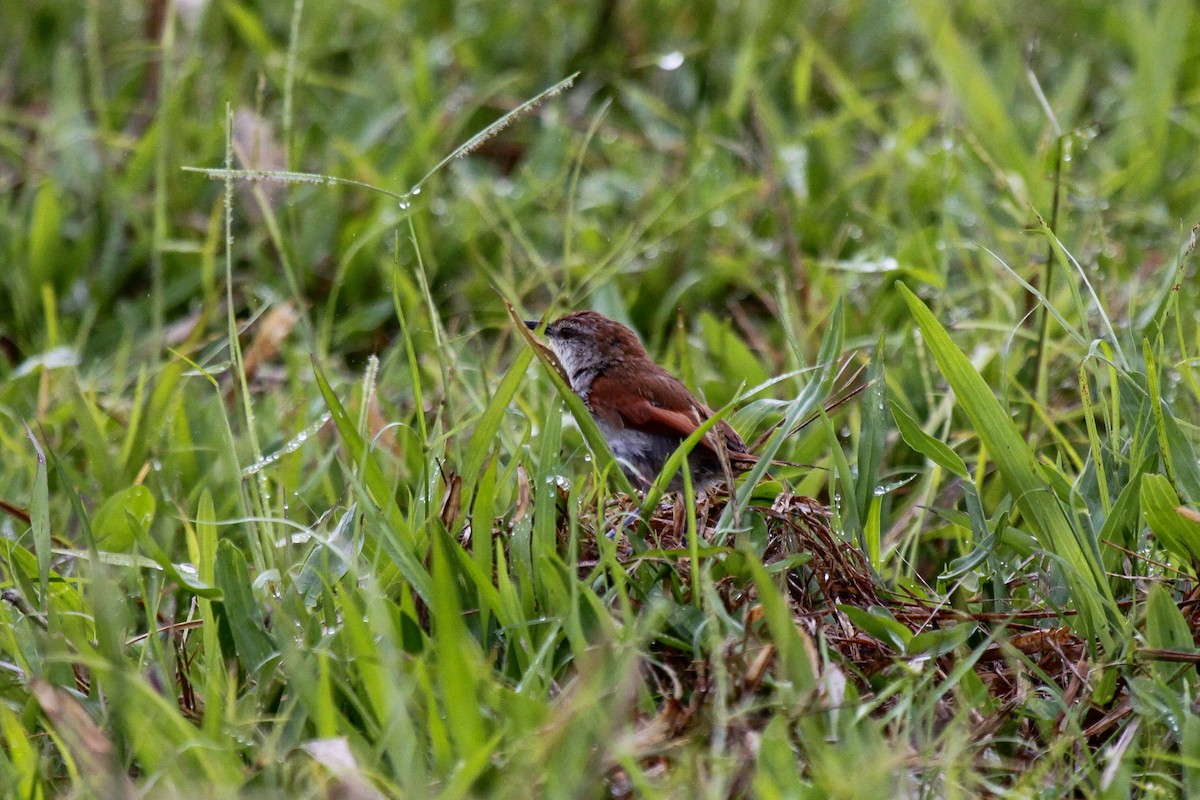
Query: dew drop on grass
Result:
<box><xmin>657</xmin><ymin>51</ymin><xmax>685</xmax><ymax>71</ymax></box>
<box><xmin>241</xmin><ymin>412</ymin><xmax>333</xmax><ymax>476</ymax></box>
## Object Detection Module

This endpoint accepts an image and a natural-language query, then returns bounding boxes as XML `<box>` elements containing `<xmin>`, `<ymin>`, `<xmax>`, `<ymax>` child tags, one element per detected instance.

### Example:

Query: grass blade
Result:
<box><xmin>899</xmin><ymin>283</ymin><xmax>1120</xmax><ymax>650</ymax></box>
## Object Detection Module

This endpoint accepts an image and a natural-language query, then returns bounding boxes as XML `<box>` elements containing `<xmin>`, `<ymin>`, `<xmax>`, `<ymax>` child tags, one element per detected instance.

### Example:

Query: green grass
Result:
<box><xmin>2</xmin><ymin>0</ymin><xmax>1200</xmax><ymax>796</ymax></box>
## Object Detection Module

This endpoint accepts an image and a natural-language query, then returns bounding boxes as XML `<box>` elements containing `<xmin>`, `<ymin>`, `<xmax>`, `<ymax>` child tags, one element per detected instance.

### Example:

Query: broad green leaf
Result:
<box><xmin>1186</xmin><ymin>713</ymin><xmax>1200</xmax><ymax>798</ymax></box>
<box><xmin>1145</xmin><ymin>582</ymin><xmax>1197</xmax><ymax>686</ymax></box>
<box><xmin>890</xmin><ymin>399</ymin><xmax>968</xmax><ymax>479</ymax></box>
<box><xmin>764</xmin><ymin>552</ymin><xmax>813</xmax><ymax>573</ymax></box>
<box><xmin>92</xmin><ymin>485</ymin><xmax>156</xmax><ymax>552</ymax></box>
<box><xmin>907</xmin><ymin>622</ymin><xmax>975</xmax><ymax>658</ymax></box>
<box><xmin>471</xmin><ymin>456</ymin><xmax>498</xmax><ymax>601</ymax></box>
<box><xmin>1097</xmin><ymin>457</ymin><xmax>1152</xmax><ymax>554</ymax></box>
<box><xmin>129</xmin><ymin>509</ymin><xmax>221</xmax><ymax>599</ymax></box>
<box><xmin>1141</xmin><ymin>474</ymin><xmax>1200</xmax><ymax>563</ymax></box>
<box><xmin>213</xmin><ymin>540</ymin><xmax>276</xmax><ymax>675</ymax></box>
<box><xmin>531</xmin><ymin>395</ymin><xmax>563</xmax><ymax>609</ymax></box>
<box><xmin>194</xmin><ymin>490</ymin><xmax>227</xmax><ymax>739</ymax></box>
<box><xmin>855</xmin><ymin>338</ymin><xmax>887</xmax><ymax>522</ymax></box>
<box><xmin>839</xmin><ymin>605</ymin><xmax>912</xmax><ymax>652</ymax></box>
<box><xmin>433</xmin><ymin>531</ymin><xmax>486</xmax><ymax>756</ymax></box>
<box><xmin>125</xmin><ymin>358</ymin><xmax>186</xmax><ymax>478</ymax></box>
<box><xmin>1162</xmin><ymin>405</ymin><xmax>1200</xmax><ymax>503</ymax></box>
<box><xmin>461</xmin><ymin>344</ymin><xmax>533</xmax><ymax>494</ymax></box>
<box><xmin>822</xmin><ymin>407</ymin><xmax>862</xmax><ymax>543</ymax></box>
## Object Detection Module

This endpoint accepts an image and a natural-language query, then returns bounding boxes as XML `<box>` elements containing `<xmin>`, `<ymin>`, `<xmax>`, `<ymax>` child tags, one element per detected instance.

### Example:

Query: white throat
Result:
<box><xmin>548</xmin><ymin>340</ymin><xmax>596</xmax><ymax>396</ymax></box>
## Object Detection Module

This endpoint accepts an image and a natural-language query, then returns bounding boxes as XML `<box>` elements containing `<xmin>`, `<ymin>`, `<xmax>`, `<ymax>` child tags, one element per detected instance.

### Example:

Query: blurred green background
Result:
<box><xmin>4</xmin><ymin>0</ymin><xmax>1196</xmax><ymax>367</ymax></box>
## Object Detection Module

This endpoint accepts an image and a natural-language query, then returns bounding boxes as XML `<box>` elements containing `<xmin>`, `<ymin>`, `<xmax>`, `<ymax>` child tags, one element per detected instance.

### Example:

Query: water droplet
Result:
<box><xmin>657</xmin><ymin>51</ymin><xmax>685</xmax><ymax>71</ymax></box>
<box><xmin>241</xmin><ymin>412</ymin><xmax>333</xmax><ymax>476</ymax></box>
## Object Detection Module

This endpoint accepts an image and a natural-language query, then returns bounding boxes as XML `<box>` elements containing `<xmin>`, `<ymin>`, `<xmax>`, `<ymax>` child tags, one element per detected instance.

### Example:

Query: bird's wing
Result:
<box><xmin>590</xmin><ymin>372</ymin><xmax>746</xmax><ymax>454</ymax></box>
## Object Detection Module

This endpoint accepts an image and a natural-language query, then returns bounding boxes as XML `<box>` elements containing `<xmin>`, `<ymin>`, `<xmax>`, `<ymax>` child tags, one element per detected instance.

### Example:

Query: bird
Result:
<box><xmin>526</xmin><ymin>310</ymin><xmax>753</xmax><ymax>492</ymax></box>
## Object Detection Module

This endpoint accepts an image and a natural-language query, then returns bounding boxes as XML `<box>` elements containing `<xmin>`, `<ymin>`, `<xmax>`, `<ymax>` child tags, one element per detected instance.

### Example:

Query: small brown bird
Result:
<box><xmin>527</xmin><ymin>310</ymin><xmax>752</xmax><ymax>492</ymax></box>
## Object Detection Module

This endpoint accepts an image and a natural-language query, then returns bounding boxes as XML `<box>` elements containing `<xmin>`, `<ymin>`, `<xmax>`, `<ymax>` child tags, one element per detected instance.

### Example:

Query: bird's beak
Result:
<box><xmin>524</xmin><ymin>320</ymin><xmax>540</xmax><ymax>331</ymax></box>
